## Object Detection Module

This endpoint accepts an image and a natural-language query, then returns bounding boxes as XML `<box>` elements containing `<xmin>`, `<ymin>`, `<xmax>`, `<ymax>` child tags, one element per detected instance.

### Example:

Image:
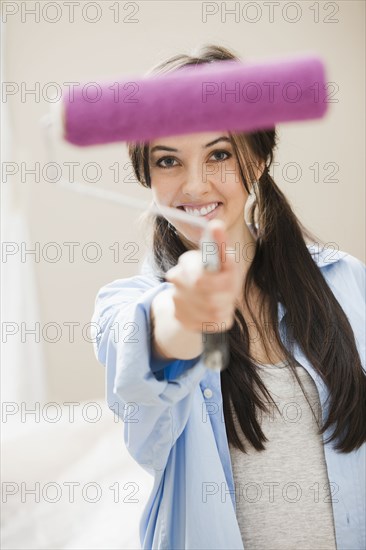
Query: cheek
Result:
<box><xmin>213</xmin><ymin>163</ymin><xmax>244</xmax><ymax>194</ymax></box>
<box><xmin>151</xmin><ymin>184</ymin><xmax>172</xmax><ymax>206</ymax></box>
<box><xmin>220</xmin><ymin>179</ymin><xmax>247</xmax><ymax>205</ymax></box>
<box><xmin>151</xmin><ymin>177</ymin><xmax>182</xmax><ymax>207</ymax></box>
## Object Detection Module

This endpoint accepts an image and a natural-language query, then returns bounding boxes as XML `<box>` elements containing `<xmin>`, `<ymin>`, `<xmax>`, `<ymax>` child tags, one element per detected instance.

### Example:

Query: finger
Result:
<box><xmin>165</xmin><ymin>265</ymin><xmax>180</xmax><ymax>282</ymax></box>
<box><xmin>165</xmin><ymin>263</ymin><xmax>193</xmax><ymax>289</ymax></box>
<box><xmin>205</xmin><ymin>219</ymin><xmax>234</xmax><ymax>274</ymax></box>
<box><xmin>177</xmin><ymin>250</ymin><xmax>204</xmax><ymax>283</ymax></box>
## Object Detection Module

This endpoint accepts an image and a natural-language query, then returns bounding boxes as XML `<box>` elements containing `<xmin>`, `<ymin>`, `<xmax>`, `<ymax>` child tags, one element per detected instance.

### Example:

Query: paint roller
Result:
<box><xmin>57</xmin><ymin>51</ymin><xmax>328</xmax><ymax>146</ymax></box>
<box><xmin>43</xmin><ymin>51</ymin><xmax>329</xmax><ymax>372</ymax></box>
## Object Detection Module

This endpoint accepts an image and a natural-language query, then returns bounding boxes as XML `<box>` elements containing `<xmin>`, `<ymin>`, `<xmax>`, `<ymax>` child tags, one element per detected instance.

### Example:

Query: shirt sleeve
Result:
<box><xmin>324</xmin><ymin>253</ymin><xmax>366</xmax><ymax>373</ymax></box>
<box><xmin>91</xmin><ymin>275</ymin><xmax>207</xmax><ymax>473</ymax></box>
<box><xmin>348</xmin><ymin>255</ymin><xmax>366</xmax><ymax>299</ymax></box>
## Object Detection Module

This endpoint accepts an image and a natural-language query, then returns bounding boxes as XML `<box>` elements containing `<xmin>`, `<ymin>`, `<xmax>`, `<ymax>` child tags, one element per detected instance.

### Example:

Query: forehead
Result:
<box><xmin>149</xmin><ymin>131</ymin><xmax>232</xmax><ymax>152</ymax></box>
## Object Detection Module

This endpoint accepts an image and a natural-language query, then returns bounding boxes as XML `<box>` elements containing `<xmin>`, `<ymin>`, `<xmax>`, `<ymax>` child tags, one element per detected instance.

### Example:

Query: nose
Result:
<box><xmin>181</xmin><ymin>164</ymin><xmax>212</xmax><ymax>197</ymax></box>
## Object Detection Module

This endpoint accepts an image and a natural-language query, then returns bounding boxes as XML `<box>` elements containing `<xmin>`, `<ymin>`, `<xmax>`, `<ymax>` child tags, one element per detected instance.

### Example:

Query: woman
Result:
<box><xmin>91</xmin><ymin>44</ymin><xmax>365</xmax><ymax>549</ymax></box>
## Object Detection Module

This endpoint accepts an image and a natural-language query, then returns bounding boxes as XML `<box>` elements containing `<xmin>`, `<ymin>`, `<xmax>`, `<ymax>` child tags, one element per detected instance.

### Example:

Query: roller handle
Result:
<box><xmin>199</xmin><ymin>226</ymin><xmax>230</xmax><ymax>372</ymax></box>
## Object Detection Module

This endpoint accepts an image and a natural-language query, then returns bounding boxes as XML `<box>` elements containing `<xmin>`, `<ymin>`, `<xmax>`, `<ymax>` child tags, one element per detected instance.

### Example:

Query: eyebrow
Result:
<box><xmin>150</xmin><ymin>136</ymin><xmax>231</xmax><ymax>154</ymax></box>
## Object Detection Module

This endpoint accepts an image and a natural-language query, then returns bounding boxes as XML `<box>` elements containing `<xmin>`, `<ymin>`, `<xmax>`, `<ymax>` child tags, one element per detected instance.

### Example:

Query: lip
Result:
<box><xmin>177</xmin><ymin>201</ymin><xmax>222</xmax><ymax>208</ymax></box>
<box><xmin>178</xmin><ymin>202</ymin><xmax>222</xmax><ymax>220</ymax></box>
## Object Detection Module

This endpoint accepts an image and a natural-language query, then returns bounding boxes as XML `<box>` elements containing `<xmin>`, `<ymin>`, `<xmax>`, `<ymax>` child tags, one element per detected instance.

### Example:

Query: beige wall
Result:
<box><xmin>3</xmin><ymin>1</ymin><xmax>365</xmax><ymax>403</ymax></box>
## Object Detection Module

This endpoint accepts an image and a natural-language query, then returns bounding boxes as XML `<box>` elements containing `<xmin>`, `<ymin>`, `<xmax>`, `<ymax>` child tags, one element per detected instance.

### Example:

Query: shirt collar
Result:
<box><xmin>306</xmin><ymin>243</ymin><xmax>345</xmax><ymax>268</ymax></box>
<box><xmin>140</xmin><ymin>245</ymin><xmax>345</xmax><ymax>323</ymax></box>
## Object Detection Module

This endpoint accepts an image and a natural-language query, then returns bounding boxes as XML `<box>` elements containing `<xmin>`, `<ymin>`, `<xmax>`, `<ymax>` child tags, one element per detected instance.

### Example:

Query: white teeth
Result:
<box><xmin>183</xmin><ymin>202</ymin><xmax>219</xmax><ymax>216</ymax></box>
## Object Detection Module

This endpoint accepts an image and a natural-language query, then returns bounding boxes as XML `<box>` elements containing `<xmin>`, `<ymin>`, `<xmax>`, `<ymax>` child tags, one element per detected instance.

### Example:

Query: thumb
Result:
<box><xmin>204</xmin><ymin>219</ymin><xmax>235</xmax><ymax>273</ymax></box>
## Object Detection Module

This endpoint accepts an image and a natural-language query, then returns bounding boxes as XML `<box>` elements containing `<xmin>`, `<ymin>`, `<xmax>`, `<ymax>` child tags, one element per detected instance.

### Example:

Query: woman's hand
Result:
<box><xmin>165</xmin><ymin>219</ymin><xmax>242</xmax><ymax>333</ymax></box>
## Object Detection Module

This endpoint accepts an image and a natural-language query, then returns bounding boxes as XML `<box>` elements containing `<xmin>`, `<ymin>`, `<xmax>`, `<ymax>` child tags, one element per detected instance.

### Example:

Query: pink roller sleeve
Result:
<box><xmin>62</xmin><ymin>52</ymin><xmax>329</xmax><ymax>146</ymax></box>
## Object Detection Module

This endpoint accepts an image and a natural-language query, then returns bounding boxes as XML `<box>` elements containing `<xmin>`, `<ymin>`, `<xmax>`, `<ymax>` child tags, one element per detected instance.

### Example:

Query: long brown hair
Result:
<box><xmin>127</xmin><ymin>44</ymin><xmax>365</xmax><ymax>453</ymax></box>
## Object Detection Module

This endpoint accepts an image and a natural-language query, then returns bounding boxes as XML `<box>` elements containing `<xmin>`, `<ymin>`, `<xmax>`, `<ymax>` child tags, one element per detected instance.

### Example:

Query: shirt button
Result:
<box><xmin>203</xmin><ymin>388</ymin><xmax>213</xmax><ymax>399</ymax></box>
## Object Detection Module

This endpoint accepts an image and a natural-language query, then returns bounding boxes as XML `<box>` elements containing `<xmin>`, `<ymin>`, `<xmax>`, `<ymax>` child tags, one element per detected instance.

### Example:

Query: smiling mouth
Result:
<box><xmin>177</xmin><ymin>202</ymin><xmax>222</xmax><ymax>217</ymax></box>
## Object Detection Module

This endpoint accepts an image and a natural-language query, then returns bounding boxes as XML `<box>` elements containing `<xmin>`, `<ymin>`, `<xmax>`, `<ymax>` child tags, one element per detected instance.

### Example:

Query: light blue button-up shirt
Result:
<box><xmin>91</xmin><ymin>244</ymin><xmax>365</xmax><ymax>550</ymax></box>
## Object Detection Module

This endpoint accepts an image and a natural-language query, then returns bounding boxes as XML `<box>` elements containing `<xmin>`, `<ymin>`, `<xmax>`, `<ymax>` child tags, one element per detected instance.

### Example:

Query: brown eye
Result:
<box><xmin>155</xmin><ymin>157</ymin><xmax>178</xmax><ymax>169</ymax></box>
<box><xmin>210</xmin><ymin>150</ymin><xmax>231</xmax><ymax>162</ymax></box>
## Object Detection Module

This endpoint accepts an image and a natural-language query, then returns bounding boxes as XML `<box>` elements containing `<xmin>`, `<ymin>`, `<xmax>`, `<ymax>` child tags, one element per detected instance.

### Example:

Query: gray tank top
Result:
<box><xmin>228</xmin><ymin>360</ymin><xmax>337</xmax><ymax>550</ymax></box>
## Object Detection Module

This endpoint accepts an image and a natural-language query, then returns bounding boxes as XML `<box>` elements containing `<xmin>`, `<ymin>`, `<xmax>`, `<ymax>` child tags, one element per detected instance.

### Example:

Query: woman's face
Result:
<box><xmin>148</xmin><ymin>131</ymin><xmax>261</xmax><ymax>248</ymax></box>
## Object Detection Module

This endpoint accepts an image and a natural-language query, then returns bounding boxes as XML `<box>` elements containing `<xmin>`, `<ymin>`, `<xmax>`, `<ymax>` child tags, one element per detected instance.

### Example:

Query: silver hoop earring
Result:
<box><xmin>244</xmin><ymin>180</ymin><xmax>260</xmax><ymax>240</ymax></box>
